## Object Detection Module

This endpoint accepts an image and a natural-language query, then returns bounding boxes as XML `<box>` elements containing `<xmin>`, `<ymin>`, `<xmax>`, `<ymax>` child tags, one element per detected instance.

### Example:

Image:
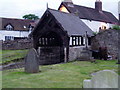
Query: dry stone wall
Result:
<box><xmin>91</xmin><ymin>29</ymin><xmax>119</xmax><ymax>59</ymax></box>
<box><xmin>2</xmin><ymin>38</ymin><xmax>33</xmax><ymax>50</ymax></box>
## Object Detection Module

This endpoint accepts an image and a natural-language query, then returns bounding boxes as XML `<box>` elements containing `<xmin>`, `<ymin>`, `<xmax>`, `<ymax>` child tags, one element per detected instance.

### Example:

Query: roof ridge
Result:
<box><xmin>48</xmin><ymin>8</ymin><xmax>79</xmax><ymax>18</ymax></box>
<box><xmin>74</xmin><ymin>4</ymin><xmax>113</xmax><ymax>14</ymax></box>
<box><xmin>0</xmin><ymin>17</ymin><xmax>34</xmax><ymax>21</ymax></box>
<box><xmin>62</xmin><ymin>2</ymin><xmax>113</xmax><ymax>14</ymax></box>
<box><xmin>61</xmin><ymin>2</ymin><xmax>118</xmax><ymax>24</ymax></box>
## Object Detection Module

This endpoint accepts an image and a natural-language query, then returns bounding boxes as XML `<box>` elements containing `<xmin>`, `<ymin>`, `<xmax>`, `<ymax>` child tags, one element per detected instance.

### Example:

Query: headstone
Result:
<box><xmin>25</xmin><ymin>48</ymin><xmax>39</xmax><ymax>73</ymax></box>
<box><xmin>83</xmin><ymin>70</ymin><xmax>119</xmax><ymax>88</ymax></box>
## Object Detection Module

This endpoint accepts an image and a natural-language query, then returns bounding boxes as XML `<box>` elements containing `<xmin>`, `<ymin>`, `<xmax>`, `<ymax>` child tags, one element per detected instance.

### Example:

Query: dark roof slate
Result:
<box><xmin>49</xmin><ymin>9</ymin><xmax>93</xmax><ymax>36</ymax></box>
<box><xmin>0</xmin><ymin>18</ymin><xmax>34</xmax><ymax>31</ymax></box>
<box><xmin>61</xmin><ymin>2</ymin><xmax>118</xmax><ymax>24</ymax></box>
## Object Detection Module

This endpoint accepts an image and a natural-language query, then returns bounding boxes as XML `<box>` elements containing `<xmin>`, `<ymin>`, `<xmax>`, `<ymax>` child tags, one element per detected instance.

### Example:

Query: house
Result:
<box><xmin>31</xmin><ymin>9</ymin><xmax>93</xmax><ymax>65</ymax></box>
<box><xmin>0</xmin><ymin>18</ymin><xmax>35</xmax><ymax>41</ymax></box>
<box><xmin>58</xmin><ymin>0</ymin><xmax>119</xmax><ymax>32</ymax></box>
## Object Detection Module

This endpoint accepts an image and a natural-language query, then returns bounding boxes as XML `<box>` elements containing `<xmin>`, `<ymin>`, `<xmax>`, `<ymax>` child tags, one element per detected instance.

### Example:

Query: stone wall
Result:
<box><xmin>2</xmin><ymin>38</ymin><xmax>33</xmax><ymax>50</ymax></box>
<box><xmin>68</xmin><ymin>46</ymin><xmax>85</xmax><ymax>61</ymax></box>
<box><xmin>37</xmin><ymin>46</ymin><xmax>92</xmax><ymax>65</ymax></box>
<box><xmin>91</xmin><ymin>29</ymin><xmax>119</xmax><ymax>59</ymax></box>
<box><xmin>68</xmin><ymin>46</ymin><xmax>92</xmax><ymax>61</ymax></box>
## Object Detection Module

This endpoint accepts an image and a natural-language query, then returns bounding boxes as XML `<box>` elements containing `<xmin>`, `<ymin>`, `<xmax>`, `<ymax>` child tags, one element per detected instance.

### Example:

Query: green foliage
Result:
<box><xmin>93</xmin><ymin>31</ymin><xmax>98</xmax><ymax>35</ymax></box>
<box><xmin>112</xmin><ymin>25</ymin><xmax>120</xmax><ymax>30</ymax></box>
<box><xmin>23</xmin><ymin>14</ymin><xmax>39</xmax><ymax>20</ymax></box>
<box><xmin>2</xmin><ymin>60</ymin><xmax>118</xmax><ymax>88</ymax></box>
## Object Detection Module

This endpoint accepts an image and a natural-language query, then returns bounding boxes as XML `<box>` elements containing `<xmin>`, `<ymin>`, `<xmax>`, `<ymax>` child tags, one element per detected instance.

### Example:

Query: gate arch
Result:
<box><xmin>37</xmin><ymin>31</ymin><xmax>65</xmax><ymax>65</ymax></box>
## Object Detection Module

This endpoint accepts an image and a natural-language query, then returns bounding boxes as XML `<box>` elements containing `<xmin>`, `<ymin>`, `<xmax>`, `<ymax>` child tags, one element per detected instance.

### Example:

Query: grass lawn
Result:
<box><xmin>1</xmin><ymin>50</ymin><xmax>28</xmax><ymax>64</ymax></box>
<box><xmin>2</xmin><ymin>60</ymin><xmax>118</xmax><ymax>88</ymax></box>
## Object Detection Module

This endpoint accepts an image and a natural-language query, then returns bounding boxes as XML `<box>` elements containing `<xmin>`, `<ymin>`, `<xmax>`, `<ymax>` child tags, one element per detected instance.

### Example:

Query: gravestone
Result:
<box><xmin>25</xmin><ymin>48</ymin><xmax>39</xmax><ymax>73</ymax></box>
<box><xmin>83</xmin><ymin>70</ymin><xmax>119</xmax><ymax>88</ymax></box>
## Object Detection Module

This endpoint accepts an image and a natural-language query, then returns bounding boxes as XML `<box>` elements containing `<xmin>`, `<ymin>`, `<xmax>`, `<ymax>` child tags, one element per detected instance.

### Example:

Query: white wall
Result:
<box><xmin>0</xmin><ymin>30</ymin><xmax>30</xmax><ymax>41</ymax></box>
<box><xmin>81</xmin><ymin>19</ymin><xmax>114</xmax><ymax>32</ymax></box>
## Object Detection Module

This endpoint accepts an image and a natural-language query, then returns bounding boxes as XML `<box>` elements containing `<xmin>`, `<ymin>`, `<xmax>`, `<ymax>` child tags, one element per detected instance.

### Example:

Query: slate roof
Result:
<box><xmin>49</xmin><ymin>9</ymin><xmax>93</xmax><ymax>36</ymax></box>
<box><xmin>59</xmin><ymin>2</ymin><xmax>118</xmax><ymax>24</ymax></box>
<box><xmin>32</xmin><ymin>9</ymin><xmax>93</xmax><ymax>36</ymax></box>
<box><xmin>0</xmin><ymin>18</ymin><xmax>35</xmax><ymax>31</ymax></box>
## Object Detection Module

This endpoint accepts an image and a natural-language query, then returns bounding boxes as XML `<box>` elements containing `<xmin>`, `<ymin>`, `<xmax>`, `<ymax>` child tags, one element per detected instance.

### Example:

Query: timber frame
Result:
<box><xmin>30</xmin><ymin>8</ymin><xmax>93</xmax><ymax>64</ymax></box>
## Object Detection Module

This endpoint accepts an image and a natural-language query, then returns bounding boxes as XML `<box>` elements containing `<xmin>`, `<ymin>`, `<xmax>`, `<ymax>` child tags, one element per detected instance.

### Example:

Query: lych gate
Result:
<box><xmin>36</xmin><ymin>30</ymin><xmax>67</xmax><ymax>65</ymax></box>
<box><xmin>31</xmin><ymin>9</ymin><xmax>93</xmax><ymax>65</ymax></box>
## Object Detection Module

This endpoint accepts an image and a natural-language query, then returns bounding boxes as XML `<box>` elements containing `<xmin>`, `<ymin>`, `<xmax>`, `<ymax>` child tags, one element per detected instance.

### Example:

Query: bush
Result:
<box><xmin>112</xmin><ymin>25</ymin><xmax>120</xmax><ymax>30</ymax></box>
<box><xmin>93</xmin><ymin>32</ymin><xmax>98</xmax><ymax>35</ymax></box>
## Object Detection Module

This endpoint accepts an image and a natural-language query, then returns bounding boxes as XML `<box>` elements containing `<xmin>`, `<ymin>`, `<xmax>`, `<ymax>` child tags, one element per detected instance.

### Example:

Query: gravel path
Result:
<box><xmin>0</xmin><ymin>61</ymin><xmax>25</xmax><ymax>71</ymax></box>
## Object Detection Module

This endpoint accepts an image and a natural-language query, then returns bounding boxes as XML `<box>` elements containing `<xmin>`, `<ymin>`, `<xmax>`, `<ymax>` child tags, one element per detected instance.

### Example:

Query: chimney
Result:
<box><xmin>62</xmin><ymin>0</ymin><xmax>74</xmax><ymax>8</ymax></box>
<box><xmin>95</xmin><ymin>0</ymin><xmax>102</xmax><ymax>11</ymax></box>
<box><xmin>63</xmin><ymin>0</ymin><xmax>73</xmax><ymax>4</ymax></box>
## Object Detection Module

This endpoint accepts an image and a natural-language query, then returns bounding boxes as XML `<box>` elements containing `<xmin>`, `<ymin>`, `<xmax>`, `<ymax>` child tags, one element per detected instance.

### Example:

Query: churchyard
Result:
<box><xmin>1</xmin><ymin>49</ymin><xmax>119</xmax><ymax>88</ymax></box>
<box><xmin>0</xmin><ymin>0</ymin><xmax>120</xmax><ymax>89</ymax></box>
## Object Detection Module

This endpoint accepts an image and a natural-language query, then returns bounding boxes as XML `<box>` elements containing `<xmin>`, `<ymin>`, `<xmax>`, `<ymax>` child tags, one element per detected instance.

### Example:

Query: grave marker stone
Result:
<box><xmin>25</xmin><ymin>48</ymin><xmax>39</xmax><ymax>73</ymax></box>
<box><xmin>83</xmin><ymin>70</ymin><xmax>119</xmax><ymax>88</ymax></box>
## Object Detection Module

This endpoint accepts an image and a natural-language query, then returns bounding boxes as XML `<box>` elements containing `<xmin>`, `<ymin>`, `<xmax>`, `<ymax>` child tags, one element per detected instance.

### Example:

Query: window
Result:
<box><xmin>23</xmin><ymin>26</ymin><xmax>27</xmax><ymax>29</ymax></box>
<box><xmin>5</xmin><ymin>24</ymin><xmax>13</xmax><ymax>30</ymax></box>
<box><xmin>100</xmin><ymin>22</ymin><xmax>108</xmax><ymax>30</ymax></box>
<box><xmin>29</xmin><ymin>24</ymin><xmax>34</xmax><ymax>31</ymax></box>
<box><xmin>70</xmin><ymin>36</ymin><xmax>84</xmax><ymax>46</ymax></box>
<box><xmin>5</xmin><ymin>36</ymin><xmax>14</xmax><ymax>41</ymax></box>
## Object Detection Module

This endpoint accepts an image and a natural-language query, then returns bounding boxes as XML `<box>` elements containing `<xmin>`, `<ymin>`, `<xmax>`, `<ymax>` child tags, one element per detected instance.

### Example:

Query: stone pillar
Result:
<box><xmin>64</xmin><ymin>47</ymin><xmax>67</xmax><ymax>63</ymax></box>
<box><xmin>85</xmin><ymin>31</ymin><xmax>88</xmax><ymax>49</ymax></box>
<box><xmin>25</xmin><ymin>48</ymin><xmax>39</xmax><ymax>73</ymax></box>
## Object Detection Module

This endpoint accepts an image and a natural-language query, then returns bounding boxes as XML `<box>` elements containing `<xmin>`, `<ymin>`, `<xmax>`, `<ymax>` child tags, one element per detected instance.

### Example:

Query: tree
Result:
<box><xmin>23</xmin><ymin>14</ymin><xmax>39</xmax><ymax>20</ymax></box>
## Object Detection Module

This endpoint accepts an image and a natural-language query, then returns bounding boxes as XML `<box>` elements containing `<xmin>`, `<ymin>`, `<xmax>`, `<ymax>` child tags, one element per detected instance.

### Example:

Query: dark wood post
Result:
<box><xmin>33</xmin><ymin>36</ymin><xmax>39</xmax><ymax>50</ymax></box>
<box><xmin>85</xmin><ymin>31</ymin><xmax>88</xmax><ymax>49</ymax></box>
<box><xmin>81</xmin><ymin>36</ymin><xmax>84</xmax><ymax>45</ymax></box>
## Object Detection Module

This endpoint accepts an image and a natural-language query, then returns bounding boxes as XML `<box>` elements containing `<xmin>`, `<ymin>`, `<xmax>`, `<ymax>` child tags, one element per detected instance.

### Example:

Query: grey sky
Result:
<box><xmin>0</xmin><ymin>0</ymin><xmax>119</xmax><ymax>19</ymax></box>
